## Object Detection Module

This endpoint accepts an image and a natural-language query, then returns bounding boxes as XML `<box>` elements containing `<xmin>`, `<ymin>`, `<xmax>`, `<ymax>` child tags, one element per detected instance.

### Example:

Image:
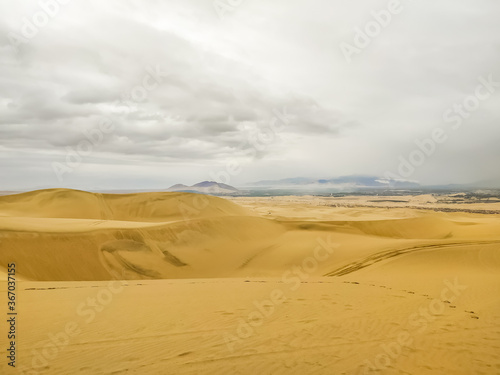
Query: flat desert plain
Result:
<box><xmin>1</xmin><ymin>189</ymin><xmax>500</xmax><ymax>374</ymax></box>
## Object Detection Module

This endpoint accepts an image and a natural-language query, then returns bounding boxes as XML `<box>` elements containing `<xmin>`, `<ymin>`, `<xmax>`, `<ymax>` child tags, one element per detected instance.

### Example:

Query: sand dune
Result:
<box><xmin>1</xmin><ymin>190</ymin><xmax>500</xmax><ymax>374</ymax></box>
<box><xmin>0</xmin><ymin>188</ymin><xmax>249</xmax><ymax>221</ymax></box>
<box><xmin>0</xmin><ymin>189</ymin><xmax>284</xmax><ymax>280</ymax></box>
<box><xmin>2</xmin><ymin>189</ymin><xmax>500</xmax><ymax>282</ymax></box>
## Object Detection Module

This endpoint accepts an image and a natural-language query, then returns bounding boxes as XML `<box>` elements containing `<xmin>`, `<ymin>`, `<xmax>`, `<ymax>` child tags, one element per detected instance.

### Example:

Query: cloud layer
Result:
<box><xmin>1</xmin><ymin>0</ymin><xmax>500</xmax><ymax>189</ymax></box>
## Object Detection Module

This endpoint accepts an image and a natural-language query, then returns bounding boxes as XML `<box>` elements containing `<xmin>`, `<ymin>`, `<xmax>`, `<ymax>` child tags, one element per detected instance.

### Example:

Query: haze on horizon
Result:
<box><xmin>1</xmin><ymin>0</ymin><xmax>500</xmax><ymax>191</ymax></box>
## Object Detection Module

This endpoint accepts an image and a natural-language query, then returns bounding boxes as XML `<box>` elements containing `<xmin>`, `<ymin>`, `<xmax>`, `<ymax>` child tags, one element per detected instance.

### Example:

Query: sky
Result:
<box><xmin>1</xmin><ymin>0</ymin><xmax>500</xmax><ymax>190</ymax></box>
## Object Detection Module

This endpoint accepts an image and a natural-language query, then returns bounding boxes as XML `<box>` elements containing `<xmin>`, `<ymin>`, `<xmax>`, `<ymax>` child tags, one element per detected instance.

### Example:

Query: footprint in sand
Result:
<box><xmin>465</xmin><ymin>310</ymin><xmax>479</xmax><ymax>319</ymax></box>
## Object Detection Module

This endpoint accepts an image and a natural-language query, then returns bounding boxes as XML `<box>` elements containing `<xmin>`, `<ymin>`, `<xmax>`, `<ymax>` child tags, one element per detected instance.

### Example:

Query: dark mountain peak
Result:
<box><xmin>167</xmin><ymin>181</ymin><xmax>239</xmax><ymax>195</ymax></box>
<box><xmin>192</xmin><ymin>181</ymin><xmax>217</xmax><ymax>188</ymax></box>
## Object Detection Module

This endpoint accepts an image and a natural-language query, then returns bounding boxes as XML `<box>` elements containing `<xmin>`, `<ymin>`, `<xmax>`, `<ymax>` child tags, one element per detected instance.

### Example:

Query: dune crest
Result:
<box><xmin>1</xmin><ymin>190</ymin><xmax>500</xmax><ymax>283</ymax></box>
<box><xmin>1</xmin><ymin>192</ymin><xmax>500</xmax><ymax>374</ymax></box>
<box><xmin>0</xmin><ymin>188</ymin><xmax>249</xmax><ymax>221</ymax></box>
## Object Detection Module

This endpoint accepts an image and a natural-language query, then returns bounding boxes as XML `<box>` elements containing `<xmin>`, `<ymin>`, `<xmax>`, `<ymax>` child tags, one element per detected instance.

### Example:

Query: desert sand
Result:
<box><xmin>1</xmin><ymin>189</ymin><xmax>499</xmax><ymax>374</ymax></box>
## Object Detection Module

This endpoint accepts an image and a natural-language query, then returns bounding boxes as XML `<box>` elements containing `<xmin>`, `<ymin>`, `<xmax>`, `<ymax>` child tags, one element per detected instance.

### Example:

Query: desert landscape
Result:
<box><xmin>1</xmin><ymin>188</ymin><xmax>499</xmax><ymax>374</ymax></box>
<box><xmin>3</xmin><ymin>0</ymin><xmax>500</xmax><ymax>374</ymax></box>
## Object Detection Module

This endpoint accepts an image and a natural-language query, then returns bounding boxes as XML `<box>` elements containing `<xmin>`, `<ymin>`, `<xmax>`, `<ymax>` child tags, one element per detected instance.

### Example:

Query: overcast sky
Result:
<box><xmin>1</xmin><ymin>0</ymin><xmax>500</xmax><ymax>190</ymax></box>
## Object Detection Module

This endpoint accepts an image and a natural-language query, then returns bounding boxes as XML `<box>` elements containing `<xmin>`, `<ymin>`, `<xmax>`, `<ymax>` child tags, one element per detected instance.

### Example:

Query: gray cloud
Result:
<box><xmin>0</xmin><ymin>0</ymin><xmax>499</xmax><ymax>189</ymax></box>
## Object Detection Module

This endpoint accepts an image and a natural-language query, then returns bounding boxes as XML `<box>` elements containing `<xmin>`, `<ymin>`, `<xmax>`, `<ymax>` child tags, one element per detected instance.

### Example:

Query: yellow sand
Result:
<box><xmin>0</xmin><ymin>189</ymin><xmax>499</xmax><ymax>374</ymax></box>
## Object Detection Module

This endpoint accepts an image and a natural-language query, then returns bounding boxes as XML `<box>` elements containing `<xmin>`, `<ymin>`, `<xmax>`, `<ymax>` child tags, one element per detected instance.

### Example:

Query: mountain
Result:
<box><xmin>168</xmin><ymin>184</ymin><xmax>189</xmax><ymax>190</ymax></box>
<box><xmin>167</xmin><ymin>181</ymin><xmax>240</xmax><ymax>195</ymax></box>
<box><xmin>191</xmin><ymin>181</ymin><xmax>238</xmax><ymax>191</ymax></box>
<box><xmin>249</xmin><ymin>175</ymin><xmax>420</xmax><ymax>189</ymax></box>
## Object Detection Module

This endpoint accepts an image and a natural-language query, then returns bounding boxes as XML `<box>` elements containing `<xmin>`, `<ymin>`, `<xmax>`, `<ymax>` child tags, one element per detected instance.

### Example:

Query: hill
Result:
<box><xmin>167</xmin><ymin>181</ymin><xmax>240</xmax><ymax>195</ymax></box>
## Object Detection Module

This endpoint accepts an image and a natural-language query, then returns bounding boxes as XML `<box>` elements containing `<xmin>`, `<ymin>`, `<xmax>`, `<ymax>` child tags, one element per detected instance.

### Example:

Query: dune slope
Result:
<box><xmin>2</xmin><ymin>190</ymin><xmax>500</xmax><ymax>282</ymax></box>
<box><xmin>1</xmin><ymin>192</ymin><xmax>500</xmax><ymax>374</ymax></box>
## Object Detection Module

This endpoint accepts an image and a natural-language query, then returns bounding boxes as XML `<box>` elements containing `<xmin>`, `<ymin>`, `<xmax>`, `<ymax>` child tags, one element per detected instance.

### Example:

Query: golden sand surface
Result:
<box><xmin>0</xmin><ymin>189</ymin><xmax>499</xmax><ymax>374</ymax></box>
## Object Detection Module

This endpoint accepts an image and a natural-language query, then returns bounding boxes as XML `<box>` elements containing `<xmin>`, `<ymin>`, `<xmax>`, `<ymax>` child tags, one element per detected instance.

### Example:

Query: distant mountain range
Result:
<box><xmin>167</xmin><ymin>181</ymin><xmax>240</xmax><ymax>195</ymax></box>
<box><xmin>166</xmin><ymin>176</ymin><xmax>498</xmax><ymax>197</ymax></box>
<box><xmin>248</xmin><ymin>175</ymin><xmax>420</xmax><ymax>189</ymax></box>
